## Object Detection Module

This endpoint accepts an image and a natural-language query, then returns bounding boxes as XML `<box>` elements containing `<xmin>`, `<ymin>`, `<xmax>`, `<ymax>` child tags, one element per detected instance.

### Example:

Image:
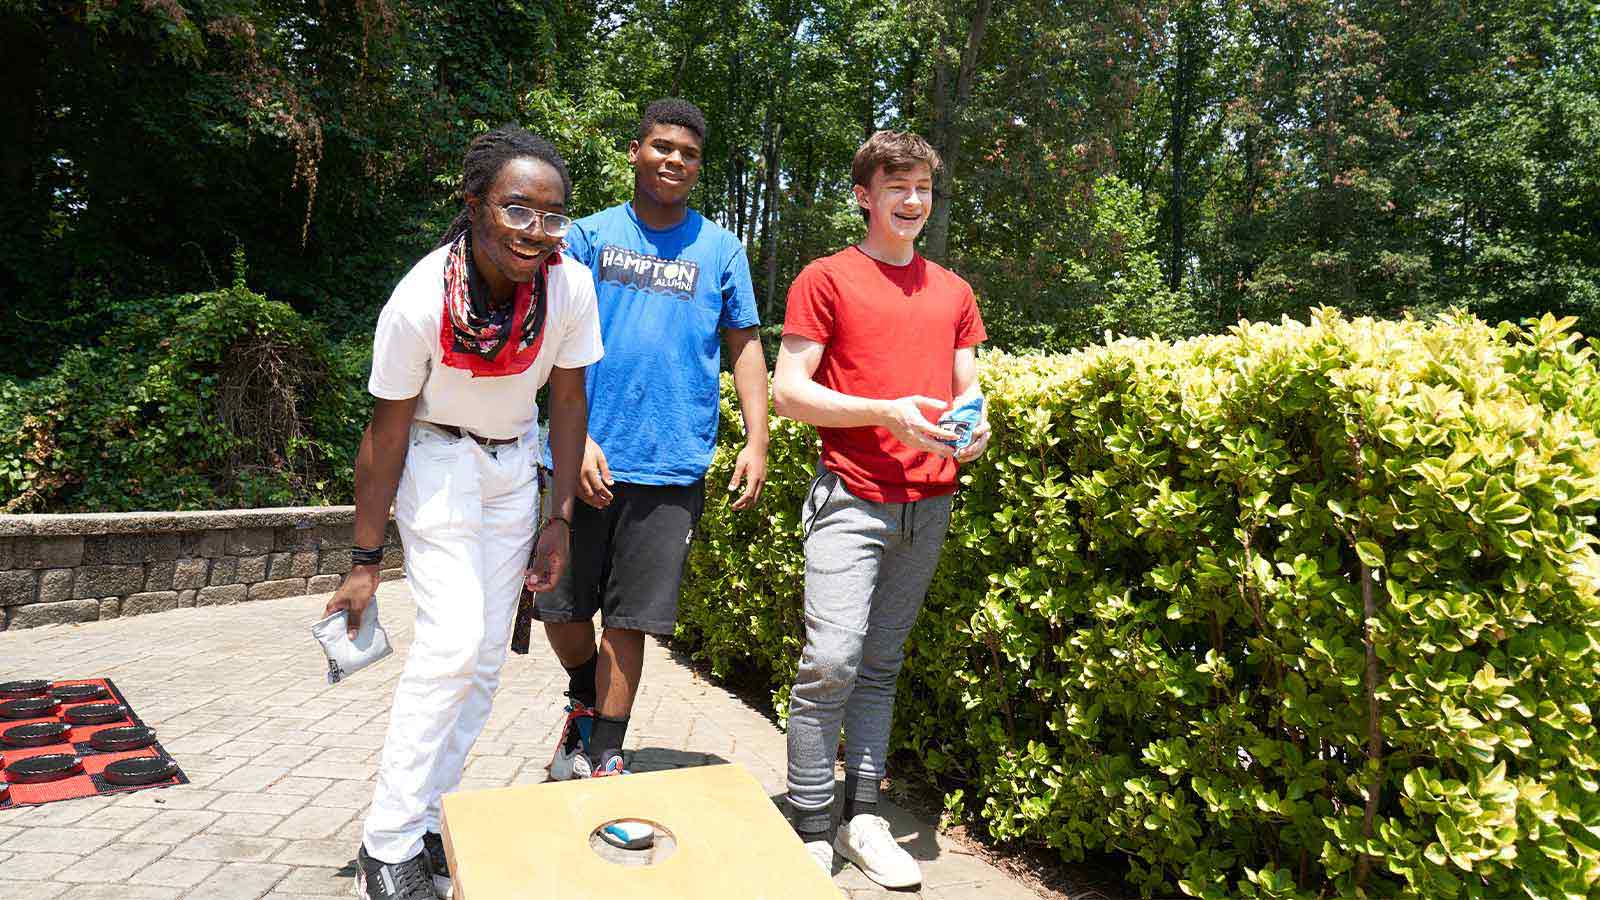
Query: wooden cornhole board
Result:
<box><xmin>440</xmin><ymin>763</ymin><xmax>840</xmax><ymax>899</ymax></box>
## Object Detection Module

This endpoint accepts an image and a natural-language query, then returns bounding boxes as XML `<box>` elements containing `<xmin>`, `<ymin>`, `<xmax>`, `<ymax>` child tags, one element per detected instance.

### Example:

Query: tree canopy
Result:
<box><xmin>3</xmin><ymin>0</ymin><xmax>1596</xmax><ymax>368</ymax></box>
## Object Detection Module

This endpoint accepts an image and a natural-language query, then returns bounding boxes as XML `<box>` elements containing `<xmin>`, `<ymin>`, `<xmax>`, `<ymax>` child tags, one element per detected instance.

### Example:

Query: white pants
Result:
<box><xmin>363</xmin><ymin>424</ymin><xmax>539</xmax><ymax>864</ymax></box>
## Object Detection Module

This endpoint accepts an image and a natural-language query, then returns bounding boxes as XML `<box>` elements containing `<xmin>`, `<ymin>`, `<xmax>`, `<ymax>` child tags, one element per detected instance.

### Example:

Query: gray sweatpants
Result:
<box><xmin>785</xmin><ymin>468</ymin><xmax>953</xmax><ymax>831</ymax></box>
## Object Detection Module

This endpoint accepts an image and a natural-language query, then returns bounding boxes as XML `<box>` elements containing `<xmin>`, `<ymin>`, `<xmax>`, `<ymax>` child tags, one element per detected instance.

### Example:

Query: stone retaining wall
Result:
<box><xmin>0</xmin><ymin>507</ymin><xmax>402</xmax><ymax>631</ymax></box>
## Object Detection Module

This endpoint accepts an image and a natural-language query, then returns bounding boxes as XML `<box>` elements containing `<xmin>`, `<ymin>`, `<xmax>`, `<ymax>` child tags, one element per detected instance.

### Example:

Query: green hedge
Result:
<box><xmin>0</xmin><ymin>285</ymin><xmax>368</xmax><ymax>513</ymax></box>
<box><xmin>679</xmin><ymin>309</ymin><xmax>1600</xmax><ymax>899</ymax></box>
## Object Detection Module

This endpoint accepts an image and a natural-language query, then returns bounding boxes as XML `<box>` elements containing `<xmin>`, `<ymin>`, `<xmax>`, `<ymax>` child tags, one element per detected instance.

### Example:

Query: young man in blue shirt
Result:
<box><xmin>533</xmin><ymin>99</ymin><xmax>770</xmax><ymax>778</ymax></box>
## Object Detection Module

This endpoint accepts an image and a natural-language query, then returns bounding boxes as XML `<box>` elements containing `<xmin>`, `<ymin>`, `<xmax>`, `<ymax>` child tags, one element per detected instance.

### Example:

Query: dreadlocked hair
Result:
<box><xmin>438</xmin><ymin>126</ymin><xmax>573</xmax><ymax>247</ymax></box>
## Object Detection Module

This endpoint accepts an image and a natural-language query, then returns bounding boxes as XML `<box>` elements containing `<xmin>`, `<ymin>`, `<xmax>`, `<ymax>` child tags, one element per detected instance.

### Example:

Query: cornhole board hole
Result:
<box><xmin>441</xmin><ymin>763</ymin><xmax>839</xmax><ymax>899</ymax></box>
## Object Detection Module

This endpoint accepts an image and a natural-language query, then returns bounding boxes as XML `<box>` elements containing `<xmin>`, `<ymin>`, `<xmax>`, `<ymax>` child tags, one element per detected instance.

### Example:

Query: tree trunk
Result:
<box><xmin>901</xmin><ymin>47</ymin><xmax>918</xmax><ymax>122</ymax></box>
<box><xmin>749</xmin><ymin>147</ymin><xmax>765</xmax><ymax>250</ymax></box>
<box><xmin>729</xmin><ymin>48</ymin><xmax>745</xmax><ymax>232</ymax></box>
<box><xmin>1232</xmin><ymin>121</ymin><xmax>1262</xmax><ymax>321</ymax></box>
<box><xmin>725</xmin><ymin>158</ymin><xmax>737</xmax><ymax>235</ymax></box>
<box><xmin>760</xmin><ymin>121</ymin><xmax>783</xmax><ymax>318</ymax></box>
<box><xmin>756</xmin><ymin>0</ymin><xmax>802</xmax><ymax>309</ymax></box>
<box><xmin>923</xmin><ymin>0</ymin><xmax>995</xmax><ymax>263</ymax></box>
<box><xmin>734</xmin><ymin>156</ymin><xmax>747</xmax><ymax>242</ymax></box>
<box><xmin>670</xmin><ymin>48</ymin><xmax>691</xmax><ymax>96</ymax></box>
<box><xmin>800</xmin><ymin>140</ymin><xmax>819</xmax><ymax>205</ymax></box>
<box><xmin>668</xmin><ymin>19</ymin><xmax>706</xmax><ymax>96</ymax></box>
<box><xmin>1165</xmin><ymin>10</ymin><xmax>1198</xmax><ymax>292</ymax></box>
<box><xmin>859</xmin><ymin>37</ymin><xmax>877</xmax><ymax>139</ymax></box>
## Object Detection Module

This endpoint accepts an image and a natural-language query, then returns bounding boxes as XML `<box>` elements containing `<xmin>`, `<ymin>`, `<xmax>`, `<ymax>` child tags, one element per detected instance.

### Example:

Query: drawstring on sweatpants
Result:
<box><xmin>802</xmin><ymin>469</ymin><xmax>840</xmax><ymax>541</ymax></box>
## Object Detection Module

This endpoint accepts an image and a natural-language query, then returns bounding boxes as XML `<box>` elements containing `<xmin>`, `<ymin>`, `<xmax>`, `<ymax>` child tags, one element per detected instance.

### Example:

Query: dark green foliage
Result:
<box><xmin>5</xmin><ymin>0</ymin><xmax>1597</xmax><ymax>380</ymax></box>
<box><xmin>0</xmin><ymin>284</ymin><xmax>367</xmax><ymax>513</ymax></box>
<box><xmin>679</xmin><ymin>311</ymin><xmax>1600</xmax><ymax>898</ymax></box>
<box><xmin>0</xmin><ymin>0</ymin><xmax>582</xmax><ymax>375</ymax></box>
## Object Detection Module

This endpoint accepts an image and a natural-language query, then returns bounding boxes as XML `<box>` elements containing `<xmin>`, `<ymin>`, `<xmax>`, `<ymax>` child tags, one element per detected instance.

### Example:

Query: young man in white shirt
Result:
<box><xmin>325</xmin><ymin>127</ymin><xmax>603</xmax><ymax>900</ymax></box>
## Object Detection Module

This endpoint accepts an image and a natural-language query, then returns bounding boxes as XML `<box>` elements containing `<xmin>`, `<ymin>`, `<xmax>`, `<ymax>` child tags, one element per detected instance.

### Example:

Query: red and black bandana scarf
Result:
<box><xmin>438</xmin><ymin>232</ymin><xmax>560</xmax><ymax>377</ymax></box>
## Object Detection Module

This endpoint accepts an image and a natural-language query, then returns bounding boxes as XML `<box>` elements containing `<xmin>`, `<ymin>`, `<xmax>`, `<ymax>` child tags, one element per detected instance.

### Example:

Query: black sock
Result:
<box><xmin>842</xmin><ymin>772</ymin><xmax>879</xmax><ymax>821</ymax></box>
<box><xmin>563</xmin><ymin>652</ymin><xmax>598</xmax><ymax>709</ymax></box>
<box><xmin>588</xmin><ymin>714</ymin><xmax>629</xmax><ymax>765</ymax></box>
<box><xmin>795</xmin><ymin>808</ymin><xmax>832</xmax><ymax>841</ymax></box>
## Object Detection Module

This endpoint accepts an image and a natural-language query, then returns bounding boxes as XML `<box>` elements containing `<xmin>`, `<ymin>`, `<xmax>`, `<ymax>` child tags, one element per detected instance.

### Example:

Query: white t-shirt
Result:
<box><xmin>368</xmin><ymin>243</ymin><xmax>604</xmax><ymax>439</ymax></box>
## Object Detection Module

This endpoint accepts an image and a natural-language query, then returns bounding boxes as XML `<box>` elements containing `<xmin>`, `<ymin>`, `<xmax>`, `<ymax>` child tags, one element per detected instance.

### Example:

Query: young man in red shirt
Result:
<box><xmin>772</xmin><ymin>131</ymin><xmax>991</xmax><ymax>888</ymax></box>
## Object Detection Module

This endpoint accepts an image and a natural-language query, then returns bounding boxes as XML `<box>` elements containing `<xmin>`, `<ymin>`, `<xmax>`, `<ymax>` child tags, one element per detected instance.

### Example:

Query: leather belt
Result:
<box><xmin>419</xmin><ymin>421</ymin><xmax>519</xmax><ymax>447</ymax></box>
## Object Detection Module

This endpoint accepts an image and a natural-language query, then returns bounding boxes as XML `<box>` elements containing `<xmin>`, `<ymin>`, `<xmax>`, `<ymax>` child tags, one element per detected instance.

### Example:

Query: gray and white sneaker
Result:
<box><xmin>549</xmin><ymin>699</ymin><xmax>594</xmax><ymax>781</ymax></box>
<box><xmin>421</xmin><ymin>831</ymin><xmax>453</xmax><ymax>899</ymax></box>
<box><xmin>354</xmin><ymin>844</ymin><xmax>435</xmax><ymax>900</ymax></box>
<box><xmin>833</xmin><ymin>813</ymin><xmax>921</xmax><ymax>888</ymax></box>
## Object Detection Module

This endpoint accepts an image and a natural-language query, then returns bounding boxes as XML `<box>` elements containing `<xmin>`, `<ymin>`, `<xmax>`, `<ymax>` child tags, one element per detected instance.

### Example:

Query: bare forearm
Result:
<box><xmin>772</xmin><ymin>334</ymin><xmax>954</xmax><ymax>453</ymax></box>
<box><xmin>352</xmin><ymin>424</ymin><xmax>407</xmax><ymax>550</ymax></box>
<box><xmin>773</xmin><ymin>333</ymin><xmax>888</xmax><ymax>428</ymax></box>
<box><xmin>773</xmin><ymin>374</ymin><xmax>888</xmax><ymax>429</ymax></box>
<box><xmin>729</xmin><ymin>331</ymin><xmax>770</xmax><ymax>447</ymax></box>
<box><xmin>546</xmin><ymin>372</ymin><xmax>587</xmax><ymax>523</ymax></box>
<box><xmin>953</xmin><ymin>346</ymin><xmax>979</xmax><ymax>397</ymax></box>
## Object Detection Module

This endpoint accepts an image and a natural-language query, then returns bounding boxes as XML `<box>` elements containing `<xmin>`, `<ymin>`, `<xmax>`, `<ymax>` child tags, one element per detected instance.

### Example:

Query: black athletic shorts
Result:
<box><xmin>532</xmin><ymin>477</ymin><xmax>706</xmax><ymax>635</ymax></box>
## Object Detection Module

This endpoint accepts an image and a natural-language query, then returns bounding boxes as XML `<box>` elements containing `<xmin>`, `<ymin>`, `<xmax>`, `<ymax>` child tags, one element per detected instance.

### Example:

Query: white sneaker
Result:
<box><xmin>804</xmin><ymin>837</ymin><xmax>835</xmax><ymax>875</ymax></box>
<box><xmin>552</xmin><ymin>747</ymin><xmax>592</xmax><ymax>781</ymax></box>
<box><xmin>833</xmin><ymin>813</ymin><xmax>920</xmax><ymax>888</ymax></box>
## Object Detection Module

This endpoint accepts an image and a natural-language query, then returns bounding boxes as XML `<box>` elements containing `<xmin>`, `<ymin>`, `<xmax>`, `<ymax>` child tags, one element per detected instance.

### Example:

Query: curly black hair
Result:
<box><xmin>439</xmin><ymin>126</ymin><xmax>572</xmax><ymax>247</ymax></box>
<box><xmin>637</xmin><ymin>98</ymin><xmax>707</xmax><ymax>144</ymax></box>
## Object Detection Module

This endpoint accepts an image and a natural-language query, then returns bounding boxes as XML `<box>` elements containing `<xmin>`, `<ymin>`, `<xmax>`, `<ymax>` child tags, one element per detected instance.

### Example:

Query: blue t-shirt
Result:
<box><xmin>561</xmin><ymin>203</ymin><xmax>760</xmax><ymax>484</ymax></box>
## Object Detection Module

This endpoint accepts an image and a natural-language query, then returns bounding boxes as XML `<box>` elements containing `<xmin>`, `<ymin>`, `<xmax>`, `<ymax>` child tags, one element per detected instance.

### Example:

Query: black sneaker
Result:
<box><xmin>422</xmin><ymin>831</ymin><xmax>453</xmax><ymax>899</ymax></box>
<box><xmin>355</xmin><ymin>844</ymin><xmax>436</xmax><ymax>900</ymax></box>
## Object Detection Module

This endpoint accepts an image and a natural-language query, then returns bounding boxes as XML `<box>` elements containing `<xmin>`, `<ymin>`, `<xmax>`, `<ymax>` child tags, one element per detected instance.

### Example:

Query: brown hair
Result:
<box><xmin>850</xmin><ymin>130</ymin><xmax>941</xmax><ymax>188</ymax></box>
<box><xmin>851</xmin><ymin>131</ymin><xmax>941</xmax><ymax>222</ymax></box>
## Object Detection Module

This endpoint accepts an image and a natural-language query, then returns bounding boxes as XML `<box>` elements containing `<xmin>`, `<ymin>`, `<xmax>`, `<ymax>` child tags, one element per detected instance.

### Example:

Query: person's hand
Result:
<box><xmin>578</xmin><ymin>436</ymin><xmax>614</xmax><ymax>508</ymax></box>
<box><xmin>727</xmin><ymin>442</ymin><xmax>767</xmax><ymax>510</ymax></box>
<box><xmin>523</xmin><ymin>520</ymin><xmax>570</xmax><ymax>593</ymax></box>
<box><xmin>324</xmin><ymin>566</ymin><xmax>380</xmax><ymax>639</ymax></box>
<box><xmin>880</xmin><ymin>395</ymin><xmax>957</xmax><ymax>457</ymax></box>
<box><xmin>956</xmin><ymin>416</ymin><xmax>991</xmax><ymax>463</ymax></box>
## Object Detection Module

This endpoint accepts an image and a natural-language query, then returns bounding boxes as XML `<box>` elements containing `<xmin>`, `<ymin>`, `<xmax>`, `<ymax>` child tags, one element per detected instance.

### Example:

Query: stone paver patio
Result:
<box><xmin>0</xmin><ymin>582</ymin><xmax>1044</xmax><ymax>899</ymax></box>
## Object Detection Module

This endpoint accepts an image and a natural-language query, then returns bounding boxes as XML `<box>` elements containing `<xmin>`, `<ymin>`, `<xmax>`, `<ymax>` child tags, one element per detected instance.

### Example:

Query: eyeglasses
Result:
<box><xmin>497</xmin><ymin>204</ymin><xmax>572</xmax><ymax>237</ymax></box>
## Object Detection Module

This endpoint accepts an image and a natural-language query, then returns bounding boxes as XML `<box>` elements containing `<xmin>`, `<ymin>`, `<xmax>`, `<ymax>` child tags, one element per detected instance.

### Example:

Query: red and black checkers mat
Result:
<box><xmin>0</xmin><ymin>677</ymin><xmax>187</xmax><ymax>809</ymax></box>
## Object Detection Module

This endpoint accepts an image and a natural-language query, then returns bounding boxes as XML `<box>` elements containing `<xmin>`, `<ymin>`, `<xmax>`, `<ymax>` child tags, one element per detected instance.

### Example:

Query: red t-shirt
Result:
<box><xmin>783</xmin><ymin>246</ymin><xmax>987</xmax><ymax>503</ymax></box>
